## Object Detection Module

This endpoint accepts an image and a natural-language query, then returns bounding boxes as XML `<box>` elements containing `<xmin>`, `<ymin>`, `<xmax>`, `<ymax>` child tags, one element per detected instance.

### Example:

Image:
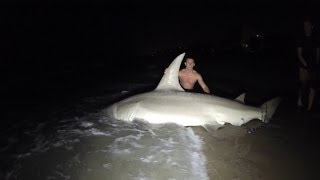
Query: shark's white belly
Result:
<box><xmin>107</xmin><ymin>91</ymin><xmax>261</xmax><ymax>127</ymax></box>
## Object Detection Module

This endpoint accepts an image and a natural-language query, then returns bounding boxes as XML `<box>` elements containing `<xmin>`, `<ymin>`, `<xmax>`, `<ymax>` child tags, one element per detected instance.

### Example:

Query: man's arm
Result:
<box><xmin>197</xmin><ymin>74</ymin><xmax>210</xmax><ymax>94</ymax></box>
<box><xmin>297</xmin><ymin>47</ymin><xmax>307</xmax><ymax>67</ymax></box>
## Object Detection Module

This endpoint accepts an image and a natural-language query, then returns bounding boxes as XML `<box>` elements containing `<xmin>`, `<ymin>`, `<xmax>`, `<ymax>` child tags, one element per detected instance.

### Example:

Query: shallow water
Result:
<box><xmin>1</xmin><ymin>82</ymin><xmax>208</xmax><ymax>180</ymax></box>
<box><xmin>4</xmin><ymin>118</ymin><xmax>207</xmax><ymax>180</ymax></box>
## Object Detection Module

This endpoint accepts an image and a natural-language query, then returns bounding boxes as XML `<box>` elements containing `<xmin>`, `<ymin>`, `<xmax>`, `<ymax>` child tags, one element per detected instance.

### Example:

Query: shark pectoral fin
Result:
<box><xmin>235</xmin><ymin>93</ymin><xmax>246</xmax><ymax>103</ymax></box>
<box><xmin>203</xmin><ymin>123</ymin><xmax>223</xmax><ymax>131</ymax></box>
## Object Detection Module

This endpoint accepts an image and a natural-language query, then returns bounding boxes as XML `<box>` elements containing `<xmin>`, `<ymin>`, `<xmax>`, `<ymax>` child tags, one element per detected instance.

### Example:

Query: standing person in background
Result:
<box><xmin>297</xmin><ymin>20</ymin><xmax>320</xmax><ymax>112</ymax></box>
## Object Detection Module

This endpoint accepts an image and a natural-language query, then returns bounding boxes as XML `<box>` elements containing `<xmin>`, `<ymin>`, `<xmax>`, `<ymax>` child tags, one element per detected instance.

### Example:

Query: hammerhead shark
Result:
<box><xmin>105</xmin><ymin>53</ymin><xmax>281</xmax><ymax>130</ymax></box>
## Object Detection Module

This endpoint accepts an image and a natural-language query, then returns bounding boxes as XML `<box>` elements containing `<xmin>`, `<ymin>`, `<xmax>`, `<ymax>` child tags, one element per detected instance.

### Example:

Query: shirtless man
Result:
<box><xmin>179</xmin><ymin>58</ymin><xmax>210</xmax><ymax>93</ymax></box>
<box><xmin>165</xmin><ymin>57</ymin><xmax>210</xmax><ymax>94</ymax></box>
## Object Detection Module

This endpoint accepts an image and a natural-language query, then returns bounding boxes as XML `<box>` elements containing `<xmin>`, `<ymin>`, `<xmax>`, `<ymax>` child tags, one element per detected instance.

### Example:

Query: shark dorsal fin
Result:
<box><xmin>155</xmin><ymin>53</ymin><xmax>185</xmax><ymax>91</ymax></box>
<box><xmin>235</xmin><ymin>93</ymin><xmax>246</xmax><ymax>103</ymax></box>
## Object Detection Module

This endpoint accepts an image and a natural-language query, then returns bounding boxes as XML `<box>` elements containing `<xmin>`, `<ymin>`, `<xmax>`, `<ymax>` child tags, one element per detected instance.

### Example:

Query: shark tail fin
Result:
<box><xmin>260</xmin><ymin>97</ymin><xmax>282</xmax><ymax>123</ymax></box>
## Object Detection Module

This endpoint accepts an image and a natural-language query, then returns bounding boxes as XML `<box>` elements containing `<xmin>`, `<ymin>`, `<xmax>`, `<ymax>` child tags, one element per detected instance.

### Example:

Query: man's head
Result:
<box><xmin>184</xmin><ymin>58</ymin><xmax>195</xmax><ymax>70</ymax></box>
<box><xmin>304</xmin><ymin>20</ymin><xmax>314</xmax><ymax>35</ymax></box>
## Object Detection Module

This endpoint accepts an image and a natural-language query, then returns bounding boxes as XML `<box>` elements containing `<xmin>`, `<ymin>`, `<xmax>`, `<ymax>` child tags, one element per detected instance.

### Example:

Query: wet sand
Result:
<box><xmin>192</xmin><ymin>103</ymin><xmax>320</xmax><ymax>180</ymax></box>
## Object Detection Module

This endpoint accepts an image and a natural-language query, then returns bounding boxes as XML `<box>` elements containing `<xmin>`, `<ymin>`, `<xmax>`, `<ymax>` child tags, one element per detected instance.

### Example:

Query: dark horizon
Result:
<box><xmin>2</xmin><ymin>0</ymin><xmax>319</xmax><ymax>105</ymax></box>
<box><xmin>3</xmin><ymin>0</ymin><xmax>319</xmax><ymax>59</ymax></box>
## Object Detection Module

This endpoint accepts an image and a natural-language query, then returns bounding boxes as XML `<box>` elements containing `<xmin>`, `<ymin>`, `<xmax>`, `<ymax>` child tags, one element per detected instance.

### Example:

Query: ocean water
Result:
<box><xmin>1</xmin><ymin>82</ymin><xmax>208</xmax><ymax>180</ymax></box>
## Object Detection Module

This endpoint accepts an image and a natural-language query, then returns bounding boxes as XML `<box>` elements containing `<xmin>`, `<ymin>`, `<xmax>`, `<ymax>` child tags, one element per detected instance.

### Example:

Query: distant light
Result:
<box><xmin>256</xmin><ymin>34</ymin><xmax>263</xmax><ymax>38</ymax></box>
<box><xmin>242</xmin><ymin>43</ymin><xmax>248</xmax><ymax>48</ymax></box>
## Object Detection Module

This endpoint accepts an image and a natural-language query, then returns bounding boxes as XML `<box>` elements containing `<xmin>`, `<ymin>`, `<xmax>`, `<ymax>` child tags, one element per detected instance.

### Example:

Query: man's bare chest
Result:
<box><xmin>180</xmin><ymin>73</ymin><xmax>197</xmax><ymax>82</ymax></box>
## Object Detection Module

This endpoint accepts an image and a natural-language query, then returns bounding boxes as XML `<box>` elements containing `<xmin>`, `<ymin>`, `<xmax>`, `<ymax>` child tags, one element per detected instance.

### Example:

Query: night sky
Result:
<box><xmin>3</xmin><ymin>0</ymin><xmax>319</xmax><ymax>59</ymax></box>
<box><xmin>2</xmin><ymin>0</ymin><xmax>320</xmax><ymax>107</ymax></box>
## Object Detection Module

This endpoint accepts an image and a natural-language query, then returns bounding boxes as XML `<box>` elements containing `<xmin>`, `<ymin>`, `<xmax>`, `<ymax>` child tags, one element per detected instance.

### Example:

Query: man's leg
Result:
<box><xmin>307</xmin><ymin>72</ymin><xmax>317</xmax><ymax>111</ymax></box>
<box><xmin>307</xmin><ymin>88</ymin><xmax>315</xmax><ymax>111</ymax></box>
<box><xmin>298</xmin><ymin>68</ymin><xmax>309</xmax><ymax>110</ymax></box>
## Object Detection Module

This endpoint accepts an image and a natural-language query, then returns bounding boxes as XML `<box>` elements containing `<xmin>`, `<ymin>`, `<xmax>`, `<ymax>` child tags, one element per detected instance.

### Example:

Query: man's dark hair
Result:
<box><xmin>184</xmin><ymin>54</ymin><xmax>196</xmax><ymax>62</ymax></box>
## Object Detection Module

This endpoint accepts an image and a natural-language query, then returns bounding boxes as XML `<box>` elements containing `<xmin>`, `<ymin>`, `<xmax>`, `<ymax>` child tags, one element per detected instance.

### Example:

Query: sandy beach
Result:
<box><xmin>193</xmin><ymin>102</ymin><xmax>320</xmax><ymax>180</ymax></box>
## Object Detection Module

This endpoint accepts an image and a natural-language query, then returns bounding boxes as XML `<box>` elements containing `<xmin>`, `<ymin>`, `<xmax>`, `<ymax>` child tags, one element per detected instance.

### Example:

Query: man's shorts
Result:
<box><xmin>300</xmin><ymin>67</ymin><xmax>317</xmax><ymax>89</ymax></box>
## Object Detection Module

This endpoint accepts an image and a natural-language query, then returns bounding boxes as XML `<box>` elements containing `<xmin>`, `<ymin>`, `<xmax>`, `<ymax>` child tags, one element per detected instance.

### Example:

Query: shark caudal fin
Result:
<box><xmin>155</xmin><ymin>53</ymin><xmax>185</xmax><ymax>91</ymax></box>
<box><xmin>260</xmin><ymin>97</ymin><xmax>282</xmax><ymax>123</ymax></box>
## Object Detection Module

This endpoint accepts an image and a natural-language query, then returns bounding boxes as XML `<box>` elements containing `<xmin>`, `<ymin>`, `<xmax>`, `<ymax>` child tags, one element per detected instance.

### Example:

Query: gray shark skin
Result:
<box><xmin>105</xmin><ymin>53</ymin><xmax>281</xmax><ymax>129</ymax></box>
